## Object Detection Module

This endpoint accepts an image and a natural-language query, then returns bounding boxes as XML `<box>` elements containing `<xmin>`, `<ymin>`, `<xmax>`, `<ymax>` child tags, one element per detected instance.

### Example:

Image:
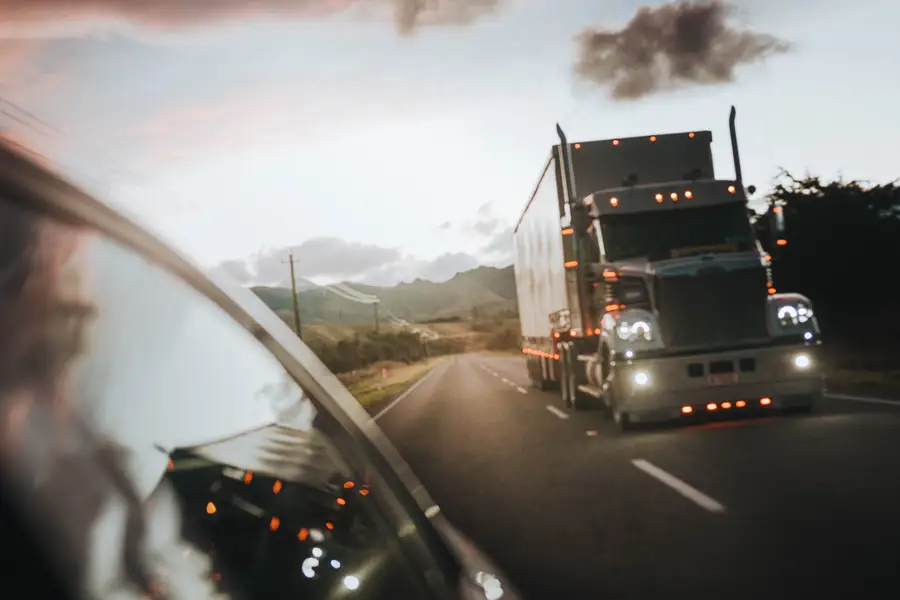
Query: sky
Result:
<box><xmin>0</xmin><ymin>0</ymin><xmax>897</xmax><ymax>287</ymax></box>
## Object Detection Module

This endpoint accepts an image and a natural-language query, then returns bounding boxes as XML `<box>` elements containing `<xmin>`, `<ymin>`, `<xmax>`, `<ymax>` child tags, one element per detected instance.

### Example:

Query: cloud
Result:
<box><xmin>211</xmin><ymin>237</ymin><xmax>486</xmax><ymax>287</ymax></box>
<box><xmin>0</xmin><ymin>0</ymin><xmax>501</xmax><ymax>37</ymax></box>
<box><xmin>573</xmin><ymin>0</ymin><xmax>790</xmax><ymax>100</ymax></box>
<box><xmin>480</xmin><ymin>225</ymin><xmax>513</xmax><ymax>263</ymax></box>
<box><xmin>472</xmin><ymin>216</ymin><xmax>502</xmax><ymax>236</ymax></box>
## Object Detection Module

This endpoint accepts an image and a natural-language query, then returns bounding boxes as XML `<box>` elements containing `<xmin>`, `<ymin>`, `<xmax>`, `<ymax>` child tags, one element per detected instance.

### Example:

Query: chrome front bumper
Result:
<box><xmin>613</xmin><ymin>343</ymin><xmax>824</xmax><ymax>422</ymax></box>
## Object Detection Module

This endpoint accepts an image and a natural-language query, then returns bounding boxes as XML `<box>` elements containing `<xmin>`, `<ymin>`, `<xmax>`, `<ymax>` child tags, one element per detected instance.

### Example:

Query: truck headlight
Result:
<box><xmin>616</xmin><ymin>320</ymin><xmax>653</xmax><ymax>342</ymax></box>
<box><xmin>793</xmin><ymin>353</ymin><xmax>811</xmax><ymax>369</ymax></box>
<box><xmin>632</xmin><ymin>370</ymin><xmax>651</xmax><ymax>386</ymax></box>
<box><xmin>777</xmin><ymin>302</ymin><xmax>813</xmax><ymax>327</ymax></box>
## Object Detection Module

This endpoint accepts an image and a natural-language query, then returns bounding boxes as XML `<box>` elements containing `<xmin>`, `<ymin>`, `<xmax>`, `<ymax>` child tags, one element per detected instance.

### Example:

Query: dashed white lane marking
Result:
<box><xmin>632</xmin><ymin>459</ymin><xmax>726</xmax><ymax>514</ymax></box>
<box><xmin>545</xmin><ymin>405</ymin><xmax>569</xmax><ymax>419</ymax></box>
<box><xmin>373</xmin><ymin>361</ymin><xmax>448</xmax><ymax>421</ymax></box>
<box><xmin>479</xmin><ymin>362</ymin><xmax>531</xmax><ymax>395</ymax></box>
<box><xmin>825</xmin><ymin>393</ymin><xmax>900</xmax><ymax>407</ymax></box>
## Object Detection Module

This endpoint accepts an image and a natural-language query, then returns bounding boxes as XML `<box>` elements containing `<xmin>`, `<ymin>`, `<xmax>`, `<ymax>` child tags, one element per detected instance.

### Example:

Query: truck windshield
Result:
<box><xmin>599</xmin><ymin>201</ymin><xmax>756</xmax><ymax>262</ymax></box>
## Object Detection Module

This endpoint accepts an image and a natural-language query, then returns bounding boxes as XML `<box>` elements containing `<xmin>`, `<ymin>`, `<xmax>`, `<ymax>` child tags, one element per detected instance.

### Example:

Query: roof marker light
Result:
<box><xmin>610</xmin><ymin>197</ymin><xmax>618</xmax><ymax>207</ymax></box>
<box><xmin>655</xmin><ymin>193</ymin><xmax>663</xmax><ymax>203</ymax></box>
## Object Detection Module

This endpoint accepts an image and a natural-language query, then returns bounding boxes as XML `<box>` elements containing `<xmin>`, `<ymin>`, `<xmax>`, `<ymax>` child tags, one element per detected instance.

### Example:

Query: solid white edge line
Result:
<box><xmin>545</xmin><ymin>405</ymin><xmax>569</xmax><ymax>419</ymax></box>
<box><xmin>373</xmin><ymin>360</ymin><xmax>448</xmax><ymax>421</ymax></box>
<box><xmin>632</xmin><ymin>459</ymin><xmax>726</xmax><ymax>513</ymax></box>
<box><xmin>825</xmin><ymin>393</ymin><xmax>900</xmax><ymax>407</ymax></box>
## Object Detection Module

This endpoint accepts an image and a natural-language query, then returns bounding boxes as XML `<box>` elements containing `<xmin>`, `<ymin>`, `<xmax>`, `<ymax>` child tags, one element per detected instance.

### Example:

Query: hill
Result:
<box><xmin>252</xmin><ymin>264</ymin><xmax>517</xmax><ymax>326</ymax></box>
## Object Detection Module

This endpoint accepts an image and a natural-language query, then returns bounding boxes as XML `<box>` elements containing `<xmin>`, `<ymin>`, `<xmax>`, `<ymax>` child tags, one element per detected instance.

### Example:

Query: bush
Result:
<box><xmin>305</xmin><ymin>329</ymin><xmax>458</xmax><ymax>374</ymax></box>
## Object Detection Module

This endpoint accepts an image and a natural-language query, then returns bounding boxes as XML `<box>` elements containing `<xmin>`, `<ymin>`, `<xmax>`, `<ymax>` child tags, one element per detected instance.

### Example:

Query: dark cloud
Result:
<box><xmin>436</xmin><ymin>220</ymin><xmax>452</xmax><ymax>230</ymax></box>
<box><xmin>0</xmin><ymin>0</ymin><xmax>500</xmax><ymax>36</ymax></box>
<box><xmin>573</xmin><ymin>0</ymin><xmax>790</xmax><ymax>100</ymax></box>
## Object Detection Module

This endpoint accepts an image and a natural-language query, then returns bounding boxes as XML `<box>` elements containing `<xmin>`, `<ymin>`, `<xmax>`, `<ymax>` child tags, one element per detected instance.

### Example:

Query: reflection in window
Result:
<box><xmin>165</xmin><ymin>449</ymin><xmax>421</xmax><ymax>599</ymax></box>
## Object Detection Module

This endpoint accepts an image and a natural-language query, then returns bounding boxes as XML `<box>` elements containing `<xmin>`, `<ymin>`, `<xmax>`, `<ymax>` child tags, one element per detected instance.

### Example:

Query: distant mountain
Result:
<box><xmin>252</xmin><ymin>265</ymin><xmax>517</xmax><ymax>325</ymax></box>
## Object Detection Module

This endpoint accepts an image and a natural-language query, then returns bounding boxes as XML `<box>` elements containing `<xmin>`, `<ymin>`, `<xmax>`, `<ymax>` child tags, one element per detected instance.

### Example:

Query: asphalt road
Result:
<box><xmin>374</xmin><ymin>353</ymin><xmax>900</xmax><ymax>600</ymax></box>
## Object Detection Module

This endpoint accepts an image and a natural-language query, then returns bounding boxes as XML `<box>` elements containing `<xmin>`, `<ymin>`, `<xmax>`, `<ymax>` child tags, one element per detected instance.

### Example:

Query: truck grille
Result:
<box><xmin>655</xmin><ymin>266</ymin><xmax>770</xmax><ymax>349</ymax></box>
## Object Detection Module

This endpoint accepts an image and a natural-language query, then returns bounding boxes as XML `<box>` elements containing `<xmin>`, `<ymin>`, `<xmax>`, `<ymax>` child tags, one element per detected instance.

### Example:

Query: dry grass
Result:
<box><xmin>306</xmin><ymin>319</ymin><xmax>520</xmax><ymax>353</ymax></box>
<box><xmin>341</xmin><ymin>357</ymin><xmax>448</xmax><ymax>407</ymax></box>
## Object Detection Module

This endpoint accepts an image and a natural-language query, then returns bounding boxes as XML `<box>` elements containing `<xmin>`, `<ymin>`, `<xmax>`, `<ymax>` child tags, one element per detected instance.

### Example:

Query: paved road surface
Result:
<box><xmin>374</xmin><ymin>353</ymin><xmax>900</xmax><ymax>600</ymax></box>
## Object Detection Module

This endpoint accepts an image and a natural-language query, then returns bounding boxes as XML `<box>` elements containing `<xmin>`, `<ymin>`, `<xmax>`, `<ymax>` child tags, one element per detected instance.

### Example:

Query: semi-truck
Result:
<box><xmin>512</xmin><ymin>106</ymin><xmax>824</xmax><ymax>429</ymax></box>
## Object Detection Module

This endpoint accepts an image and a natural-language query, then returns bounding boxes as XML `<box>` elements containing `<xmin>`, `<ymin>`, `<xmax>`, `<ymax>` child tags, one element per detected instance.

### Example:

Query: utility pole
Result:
<box><xmin>282</xmin><ymin>251</ymin><xmax>302</xmax><ymax>339</ymax></box>
<box><xmin>373</xmin><ymin>299</ymin><xmax>380</xmax><ymax>333</ymax></box>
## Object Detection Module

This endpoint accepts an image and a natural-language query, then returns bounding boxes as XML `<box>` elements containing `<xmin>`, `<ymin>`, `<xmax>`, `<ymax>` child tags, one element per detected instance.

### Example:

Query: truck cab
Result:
<box><xmin>514</xmin><ymin>107</ymin><xmax>823</xmax><ymax>429</ymax></box>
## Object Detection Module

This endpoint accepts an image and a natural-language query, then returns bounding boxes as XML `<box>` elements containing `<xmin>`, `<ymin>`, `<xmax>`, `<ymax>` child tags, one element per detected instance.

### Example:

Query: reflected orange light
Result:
<box><xmin>344</xmin><ymin>481</ymin><xmax>355</xmax><ymax>489</ymax></box>
<box><xmin>298</xmin><ymin>528</ymin><xmax>309</xmax><ymax>541</ymax></box>
<box><xmin>273</xmin><ymin>480</ymin><xmax>282</xmax><ymax>494</ymax></box>
<box><xmin>776</xmin><ymin>239</ymin><xmax>787</xmax><ymax>246</ymax></box>
<box><xmin>206</xmin><ymin>502</ymin><xmax>216</xmax><ymax>515</ymax></box>
<box><xmin>269</xmin><ymin>517</ymin><xmax>280</xmax><ymax>531</ymax></box>
<box><xmin>337</xmin><ymin>498</ymin><xmax>346</xmax><ymax>506</ymax></box>
<box><xmin>706</xmin><ymin>403</ymin><xmax>718</xmax><ymax>411</ymax></box>
<box><xmin>243</xmin><ymin>471</ymin><xmax>253</xmax><ymax>484</ymax></box>
<box><xmin>325</xmin><ymin>522</ymin><xmax>334</xmax><ymax>530</ymax></box>
<box><xmin>359</xmin><ymin>488</ymin><xmax>370</xmax><ymax>497</ymax></box>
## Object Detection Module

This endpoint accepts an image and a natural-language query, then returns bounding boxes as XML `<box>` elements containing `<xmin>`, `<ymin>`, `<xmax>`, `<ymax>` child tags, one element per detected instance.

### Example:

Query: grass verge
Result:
<box><xmin>342</xmin><ymin>357</ymin><xmax>447</xmax><ymax>408</ymax></box>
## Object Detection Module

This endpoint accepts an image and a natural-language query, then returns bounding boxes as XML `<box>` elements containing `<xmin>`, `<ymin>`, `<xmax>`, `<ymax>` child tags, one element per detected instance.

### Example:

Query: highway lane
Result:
<box><xmin>374</xmin><ymin>353</ymin><xmax>900</xmax><ymax>600</ymax></box>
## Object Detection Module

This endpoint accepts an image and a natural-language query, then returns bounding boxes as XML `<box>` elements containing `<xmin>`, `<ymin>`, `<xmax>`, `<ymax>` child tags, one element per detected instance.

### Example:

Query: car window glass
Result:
<box><xmin>0</xmin><ymin>198</ymin><xmax>434</xmax><ymax>600</ymax></box>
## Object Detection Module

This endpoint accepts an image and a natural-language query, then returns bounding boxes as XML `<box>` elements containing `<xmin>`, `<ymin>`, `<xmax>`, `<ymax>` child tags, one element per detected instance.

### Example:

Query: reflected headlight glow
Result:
<box><xmin>343</xmin><ymin>575</ymin><xmax>360</xmax><ymax>590</ymax></box>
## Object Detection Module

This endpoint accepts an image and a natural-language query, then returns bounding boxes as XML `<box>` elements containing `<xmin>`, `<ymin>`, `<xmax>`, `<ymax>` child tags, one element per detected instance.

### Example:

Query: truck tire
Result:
<box><xmin>559</xmin><ymin>343</ymin><xmax>572</xmax><ymax>409</ymax></box>
<box><xmin>613</xmin><ymin>408</ymin><xmax>633</xmax><ymax>431</ymax></box>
